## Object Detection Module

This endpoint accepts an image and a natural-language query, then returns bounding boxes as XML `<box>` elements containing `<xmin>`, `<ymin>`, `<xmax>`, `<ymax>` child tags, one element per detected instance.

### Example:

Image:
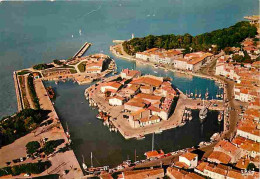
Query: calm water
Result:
<box><xmin>45</xmin><ymin>80</ymin><xmax>223</xmax><ymax>167</ymax></box>
<box><xmin>0</xmin><ymin>0</ymin><xmax>258</xmax><ymax>166</ymax></box>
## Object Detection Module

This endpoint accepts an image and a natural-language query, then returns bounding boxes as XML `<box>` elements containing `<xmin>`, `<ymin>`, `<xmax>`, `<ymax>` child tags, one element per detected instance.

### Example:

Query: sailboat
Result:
<box><xmin>199</xmin><ymin>90</ymin><xmax>202</xmax><ymax>98</ymax></box>
<box><xmin>144</xmin><ymin>133</ymin><xmax>164</xmax><ymax>159</ymax></box>
<box><xmin>195</xmin><ymin>89</ymin><xmax>198</xmax><ymax>98</ymax></box>
<box><xmin>199</xmin><ymin>99</ymin><xmax>208</xmax><ymax>122</ymax></box>
<box><xmin>82</xmin><ymin>155</ymin><xmax>88</xmax><ymax>171</ymax></box>
<box><xmin>79</xmin><ymin>29</ymin><xmax>82</xmax><ymax>36</ymax></box>
<box><xmin>86</xmin><ymin>152</ymin><xmax>109</xmax><ymax>174</ymax></box>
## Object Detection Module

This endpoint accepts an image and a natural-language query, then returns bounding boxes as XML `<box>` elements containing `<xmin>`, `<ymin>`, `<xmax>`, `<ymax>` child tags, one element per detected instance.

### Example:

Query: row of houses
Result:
<box><xmin>136</xmin><ymin>48</ymin><xmax>214</xmax><ymax>72</ymax></box>
<box><xmin>97</xmin><ymin>69</ymin><xmax>177</xmax><ymax>128</ymax></box>
<box><xmin>215</xmin><ymin>56</ymin><xmax>260</xmax><ymax>103</ymax></box>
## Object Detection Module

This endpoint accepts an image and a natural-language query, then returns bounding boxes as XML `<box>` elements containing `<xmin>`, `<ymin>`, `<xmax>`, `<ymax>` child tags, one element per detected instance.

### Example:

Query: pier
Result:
<box><xmin>72</xmin><ymin>42</ymin><xmax>92</xmax><ymax>59</ymax></box>
<box><xmin>13</xmin><ymin>71</ymin><xmax>24</xmax><ymax>111</ymax></box>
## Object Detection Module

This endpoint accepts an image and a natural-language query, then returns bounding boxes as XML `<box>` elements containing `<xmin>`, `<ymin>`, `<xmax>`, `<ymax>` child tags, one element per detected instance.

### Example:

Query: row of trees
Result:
<box><xmin>123</xmin><ymin>21</ymin><xmax>257</xmax><ymax>55</ymax></box>
<box><xmin>26</xmin><ymin>139</ymin><xmax>65</xmax><ymax>156</ymax></box>
<box><xmin>27</xmin><ymin>74</ymin><xmax>40</xmax><ymax>109</ymax></box>
<box><xmin>33</xmin><ymin>63</ymin><xmax>54</xmax><ymax>70</ymax></box>
<box><xmin>0</xmin><ymin>109</ymin><xmax>49</xmax><ymax>146</ymax></box>
<box><xmin>0</xmin><ymin>161</ymin><xmax>51</xmax><ymax>176</ymax></box>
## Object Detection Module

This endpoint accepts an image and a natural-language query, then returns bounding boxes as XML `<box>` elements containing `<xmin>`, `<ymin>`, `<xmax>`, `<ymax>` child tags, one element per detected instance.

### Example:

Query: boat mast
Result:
<box><xmin>91</xmin><ymin>152</ymin><xmax>93</xmax><ymax>168</ymax></box>
<box><xmin>82</xmin><ymin>155</ymin><xmax>85</xmax><ymax>164</ymax></box>
<box><xmin>135</xmin><ymin>149</ymin><xmax>136</xmax><ymax>162</ymax></box>
<box><xmin>152</xmin><ymin>133</ymin><xmax>154</xmax><ymax>151</ymax></box>
<box><xmin>66</xmin><ymin>122</ymin><xmax>69</xmax><ymax>133</ymax></box>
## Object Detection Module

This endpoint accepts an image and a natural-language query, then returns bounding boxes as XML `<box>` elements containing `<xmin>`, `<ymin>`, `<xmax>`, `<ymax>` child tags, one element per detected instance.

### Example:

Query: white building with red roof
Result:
<box><xmin>178</xmin><ymin>152</ymin><xmax>198</xmax><ymax>169</ymax></box>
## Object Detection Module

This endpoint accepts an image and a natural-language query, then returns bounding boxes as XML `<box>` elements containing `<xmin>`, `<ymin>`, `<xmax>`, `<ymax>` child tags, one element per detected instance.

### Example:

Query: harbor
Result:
<box><xmin>46</xmin><ymin>80</ymin><xmax>223</xmax><ymax>167</ymax></box>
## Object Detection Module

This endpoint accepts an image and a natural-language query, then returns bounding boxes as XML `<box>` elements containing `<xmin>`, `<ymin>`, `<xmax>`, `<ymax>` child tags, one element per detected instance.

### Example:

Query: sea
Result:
<box><xmin>0</xmin><ymin>0</ymin><xmax>258</xmax><ymax>167</ymax></box>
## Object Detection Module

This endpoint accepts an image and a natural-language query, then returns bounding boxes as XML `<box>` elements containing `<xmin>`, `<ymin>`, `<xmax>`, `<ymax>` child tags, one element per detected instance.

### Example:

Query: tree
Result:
<box><xmin>247</xmin><ymin>163</ymin><xmax>256</xmax><ymax>171</ymax></box>
<box><xmin>26</xmin><ymin>141</ymin><xmax>40</xmax><ymax>155</ymax></box>
<box><xmin>53</xmin><ymin>59</ymin><xmax>63</xmax><ymax>65</ymax></box>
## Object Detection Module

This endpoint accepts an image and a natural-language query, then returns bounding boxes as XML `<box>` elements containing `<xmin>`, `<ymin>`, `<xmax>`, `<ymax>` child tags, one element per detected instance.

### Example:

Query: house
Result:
<box><xmin>173</xmin><ymin>52</ymin><xmax>213</xmax><ymax>71</ymax></box>
<box><xmin>166</xmin><ymin>167</ymin><xmax>204</xmax><ymax>179</ymax></box>
<box><xmin>130</xmin><ymin>75</ymin><xmax>163</xmax><ymax>88</ymax></box>
<box><xmin>178</xmin><ymin>152</ymin><xmax>198</xmax><ymax>168</ymax></box>
<box><xmin>232</xmin><ymin>136</ymin><xmax>260</xmax><ymax>157</ymax></box>
<box><xmin>100</xmin><ymin>81</ymin><xmax>122</xmax><ymax>94</ymax></box>
<box><xmin>109</xmin><ymin>96</ymin><xmax>125</xmax><ymax>106</ymax></box>
<box><xmin>136</xmin><ymin>48</ymin><xmax>183</xmax><ymax>65</ymax></box>
<box><xmin>203</xmin><ymin>163</ymin><xmax>228</xmax><ymax>179</ymax></box>
<box><xmin>139</xmin><ymin>115</ymin><xmax>160</xmax><ymax>127</ymax></box>
<box><xmin>140</xmin><ymin>85</ymin><xmax>154</xmax><ymax>94</ymax></box>
<box><xmin>236</xmin><ymin>119</ymin><xmax>260</xmax><ymax>143</ymax></box>
<box><xmin>122</xmin><ymin>168</ymin><xmax>164</xmax><ymax>179</ymax></box>
<box><xmin>121</xmin><ymin>69</ymin><xmax>141</xmax><ymax>79</ymax></box>
<box><xmin>212</xmin><ymin>140</ymin><xmax>242</xmax><ymax>163</ymax></box>
<box><xmin>208</xmin><ymin>151</ymin><xmax>231</xmax><ymax>164</ymax></box>
<box><xmin>144</xmin><ymin>150</ymin><xmax>164</xmax><ymax>159</ymax></box>
<box><xmin>124</xmin><ymin>98</ymin><xmax>147</xmax><ymax>112</ymax></box>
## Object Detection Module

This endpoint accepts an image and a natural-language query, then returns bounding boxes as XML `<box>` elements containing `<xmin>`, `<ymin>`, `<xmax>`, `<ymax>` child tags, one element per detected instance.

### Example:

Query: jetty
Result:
<box><xmin>72</xmin><ymin>42</ymin><xmax>92</xmax><ymax>59</ymax></box>
<box><xmin>13</xmin><ymin>71</ymin><xmax>24</xmax><ymax>111</ymax></box>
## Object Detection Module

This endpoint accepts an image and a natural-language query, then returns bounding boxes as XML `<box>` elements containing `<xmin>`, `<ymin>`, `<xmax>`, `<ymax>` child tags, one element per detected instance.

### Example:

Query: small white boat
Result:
<box><xmin>154</xmin><ymin>71</ymin><xmax>158</xmax><ymax>73</ymax></box>
<box><xmin>72</xmin><ymin>35</ymin><xmax>74</xmax><ymax>38</ymax></box>
<box><xmin>136</xmin><ymin>135</ymin><xmax>145</xmax><ymax>140</ymax></box>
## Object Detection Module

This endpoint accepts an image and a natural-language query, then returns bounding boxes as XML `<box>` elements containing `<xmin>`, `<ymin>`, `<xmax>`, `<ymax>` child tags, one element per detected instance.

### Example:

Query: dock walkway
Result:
<box><xmin>13</xmin><ymin>71</ymin><xmax>24</xmax><ymax>111</ymax></box>
<box><xmin>72</xmin><ymin>42</ymin><xmax>92</xmax><ymax>59</ymax></box>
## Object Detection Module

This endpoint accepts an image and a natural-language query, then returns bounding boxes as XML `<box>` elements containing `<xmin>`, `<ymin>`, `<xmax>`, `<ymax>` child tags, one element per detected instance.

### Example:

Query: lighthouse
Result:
<box><xmin>131</xmin><ymin>33</ymin><xmax>135</xmax><ymax>39</ymax></box>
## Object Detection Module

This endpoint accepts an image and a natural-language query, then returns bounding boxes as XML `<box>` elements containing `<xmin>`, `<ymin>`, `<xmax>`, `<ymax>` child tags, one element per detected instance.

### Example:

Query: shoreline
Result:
<box><xmin>110</xmin><ymin>44</ymin><xmax>225</xmax><ymax>87</ymax></box>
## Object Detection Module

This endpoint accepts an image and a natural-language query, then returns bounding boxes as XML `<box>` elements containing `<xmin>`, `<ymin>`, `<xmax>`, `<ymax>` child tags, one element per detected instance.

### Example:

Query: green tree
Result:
<box><xmin>26</xmin><ymin>141</ymin><xmax>40</xmax><ymax>155</ymax></box>
<box><xmin>247</xmin><ymin>163</ymin><xmax>256</xmax><ymax>171</ymax></box>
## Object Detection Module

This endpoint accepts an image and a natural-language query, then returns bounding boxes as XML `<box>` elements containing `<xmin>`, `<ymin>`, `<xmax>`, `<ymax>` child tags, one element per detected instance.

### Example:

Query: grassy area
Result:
<box><xmin>69</xmin><ymin>68</ymin><xmax>77</xmax><ymax>74</ymax></box>
<box><xmin>27</xmin><ymin>74</ymin><xmax>40</xmax><ymax>109</ymax></box>
<box><xmin>0</xmin><ymin>109</ymin><xmax>50</xmax><ymax>146</ymax></box>
<box><xmin>0</xmin><ymin>161</ymin><xmax>51</xmax><ymax>177</ymax></box>
<box><xmin>77</xmin><ymin>62</ymin><xmax>86</xmax><ymax>73</ymax></box>
<box><xmin>18</xmin><ymin>76</ymin><xmax>30</xmax><ymax>109</ymax></box>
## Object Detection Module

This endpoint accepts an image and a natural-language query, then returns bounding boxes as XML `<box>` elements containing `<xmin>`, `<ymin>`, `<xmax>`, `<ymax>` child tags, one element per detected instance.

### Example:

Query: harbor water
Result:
<box><xmin>0</xmin><ymin>0</ymin><xmax>258</xmax><ymax>167</ymax></box>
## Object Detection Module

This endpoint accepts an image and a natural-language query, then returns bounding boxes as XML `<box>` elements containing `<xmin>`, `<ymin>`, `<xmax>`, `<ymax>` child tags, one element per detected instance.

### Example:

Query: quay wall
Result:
<box><xmin>34</xmin><ymin>79</ymin><xmax>84</xmax><ymax>177</ymax></box>
<box><xmin>13</xmin><ymin>71</ymin><xmax>24</xmax><ymax>111</ymax></box>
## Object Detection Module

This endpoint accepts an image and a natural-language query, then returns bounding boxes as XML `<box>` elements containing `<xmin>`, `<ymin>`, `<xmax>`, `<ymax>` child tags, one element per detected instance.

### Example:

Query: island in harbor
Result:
<box><xmin>85</xmin><ymin>69</ymin><xmax>225</xmax><ymax>140</ymax></box>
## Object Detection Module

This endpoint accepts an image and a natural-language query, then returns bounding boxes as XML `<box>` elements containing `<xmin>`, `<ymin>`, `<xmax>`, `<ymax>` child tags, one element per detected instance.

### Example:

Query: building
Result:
<box><xmin>173</xmin><ymin>51</ymin><xmax>213</xmax><ymax>71</ymax></box>
<box><xmin>100</xmin><ymin>81</ymin><xmax>122</xmax><ymax>94</ymax></box>
<box><xmin>122</xmin><ymin>168</ymin><xmax>164</xmax><ymax>179</ymax></box>
<box><xmin>136</xmin><ymin>48</ymin><xmax>183</xmax><ymax>65</ymax></box>
<box><xmin>166</xmin><ymin>167</ymin><xmax>204</xmax><ymax>179</ymax></box>
<box><xmin>178</xmin><ymin>152</ymin><xmax>198</xmax><ymax>168</ymax></box>
<box><xmin>109</xmin><ymin>96</ymin><xmax>125</xmax><ymax>106</ymax></box>
<box><xmin>212</xmin><ymin>140</ymin><xmax>242</xmax><ymax>163</ymax></box>
<box><xmin>121</xmin><ymin>69</ymin><xmax>141</xmax><ymax>79</ymax></box>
